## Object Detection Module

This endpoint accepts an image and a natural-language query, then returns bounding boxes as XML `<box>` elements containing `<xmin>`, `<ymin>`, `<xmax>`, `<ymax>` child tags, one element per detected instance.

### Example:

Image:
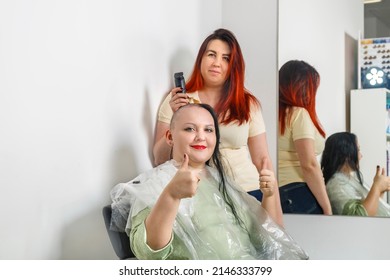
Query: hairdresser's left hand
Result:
<box><xmin>259</xmin><ymin>169</ymin><xmax>275</xmax><ymax>197</ymax></box>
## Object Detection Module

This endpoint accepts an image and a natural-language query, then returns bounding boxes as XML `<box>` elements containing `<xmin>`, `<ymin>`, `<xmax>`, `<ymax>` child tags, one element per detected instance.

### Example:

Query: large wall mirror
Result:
<box><xmin>278</xmin><ymin>0</ymin><xmax>390</xmax><ymax>217</ymax></box>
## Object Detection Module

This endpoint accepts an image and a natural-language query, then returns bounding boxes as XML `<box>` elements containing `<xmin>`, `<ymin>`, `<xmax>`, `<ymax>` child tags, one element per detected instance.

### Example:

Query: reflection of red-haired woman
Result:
<box><xmin>153</xmin><ymin>28</ymin><xmax>282</xmax><ymax>225</ymax></box>
<box><xmin>278</xmin><ymin>60</ymin><xmax>332</xmax><ymax>215</ymax></box>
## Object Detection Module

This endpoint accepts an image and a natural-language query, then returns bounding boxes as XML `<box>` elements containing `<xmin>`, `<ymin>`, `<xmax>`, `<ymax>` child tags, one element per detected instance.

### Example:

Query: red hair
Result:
<box><xmin>279</xmin><ymin>60</ymin><xmax>325</xmax><ymax>137</ymax></box>
<box><xmin>186</xmin><ymin>29</ymin><xmax>259</xmax><ymax>125</ymax></box>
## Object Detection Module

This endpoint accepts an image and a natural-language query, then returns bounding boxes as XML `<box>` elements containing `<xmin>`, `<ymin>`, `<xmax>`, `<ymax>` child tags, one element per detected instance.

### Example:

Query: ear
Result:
<box><xmin>165</xmin><ymin>130</ymin><xmax>173</xmax><ymax>146</ymax></box>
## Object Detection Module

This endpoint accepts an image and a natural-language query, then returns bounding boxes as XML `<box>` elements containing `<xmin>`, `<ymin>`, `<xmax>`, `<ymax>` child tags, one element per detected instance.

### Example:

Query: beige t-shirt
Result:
<box><xmin>278</xmin><ymin>107</ymin><xmax>325</xmax><ymax>187</ymax></box>
<box><xmin>158</xmin><ymin>91</ymin><xmax>266</xmax><ymax>191</ymax></box>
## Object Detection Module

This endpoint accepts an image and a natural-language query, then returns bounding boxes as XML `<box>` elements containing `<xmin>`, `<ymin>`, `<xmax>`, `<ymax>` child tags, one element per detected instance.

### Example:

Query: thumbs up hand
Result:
<box><xmin>259</xmin><ymin>168</ymin><xmax>276</xmax><ymax>198</ymax></box>
<box><xmin>372</xmin><ymin>165</ymin><xmax>390</xmax><ymax>195</ymax></box>
<box><xmin>166</xmin><ymin>154</ymin><xmax>201</xmax><ymax>200</ymax></box>
<box><xmin>258</xmin><ymin>158</ymin><xmax>276</xmax><ymax>197</ymax></box>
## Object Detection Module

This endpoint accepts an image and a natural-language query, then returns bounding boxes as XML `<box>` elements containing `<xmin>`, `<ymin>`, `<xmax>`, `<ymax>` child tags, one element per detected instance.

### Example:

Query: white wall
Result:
<box><xmin>222</xmin><ymin>0</ymin><xmax>278</xmax><ymax>167</ymax></box>
<box><xmin>0</xmin><ymin>0</ymin><xmax>278</xmax><ymax>259</ymax></box>
<box><xmin>280</xmin><ymin>0</ymin><xmax>390</xmax><ymax>260</ymax></box>
<box><xmin>284</xmin><ymin>214</ymin><xmax>390</xmax><ymax>259</ymax></box>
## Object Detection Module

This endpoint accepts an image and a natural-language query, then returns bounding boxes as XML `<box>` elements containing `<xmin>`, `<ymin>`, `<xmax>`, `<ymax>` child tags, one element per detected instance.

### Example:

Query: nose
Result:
<box><xmin>212</xmin><ymin>56</ymin><xmax>222</xmax><ymax>67</ymax></box>
<box><xmin>195</xmin><ymin>130</ymin><xmax>206</xmax><ymax>141</ymax></box>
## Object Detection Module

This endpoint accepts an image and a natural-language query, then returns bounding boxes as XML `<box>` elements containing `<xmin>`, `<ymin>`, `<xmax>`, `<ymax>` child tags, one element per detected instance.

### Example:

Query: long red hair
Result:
<box><xmin>279</xmin><ymin>60</ymin><xmax>325</xmax><ymax>137</ymax></box>
<box><xmin>186</xmin><ymin>28</ymin><xmax>259</xmax><ymax>125</ymax></box>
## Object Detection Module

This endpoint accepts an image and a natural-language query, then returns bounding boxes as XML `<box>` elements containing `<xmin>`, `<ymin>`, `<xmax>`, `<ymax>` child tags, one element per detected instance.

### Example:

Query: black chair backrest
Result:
<box><xmin>102</xmin><ymin>205</ymin><xmax>136</xmax><ymax>259</ymax></box>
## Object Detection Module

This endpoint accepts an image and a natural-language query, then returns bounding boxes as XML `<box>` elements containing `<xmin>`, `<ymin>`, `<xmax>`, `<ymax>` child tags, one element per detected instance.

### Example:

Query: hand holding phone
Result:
<box><xmin>174</xmin><ymin>72</ymin><xmax>186</xmax><ymax>93</ymax></box>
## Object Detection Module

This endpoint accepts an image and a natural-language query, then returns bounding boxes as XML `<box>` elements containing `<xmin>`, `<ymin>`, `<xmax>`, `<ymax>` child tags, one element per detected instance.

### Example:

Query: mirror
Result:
<box><xmin>278</xmin><ymin>0</ymin><xmax>390</xmax><ymax>217</ymax></box>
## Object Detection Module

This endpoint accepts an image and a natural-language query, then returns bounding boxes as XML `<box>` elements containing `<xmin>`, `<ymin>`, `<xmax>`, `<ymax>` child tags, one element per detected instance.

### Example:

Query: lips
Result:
<box><xmin>209</xmin><ymin>69</ymin><xmax>220</xmax><ymax>75</ymax></box>
<box><xmin>191</xmin><ymin>145</ymin><xmax>206</xmax><ymax>150</ymax></box>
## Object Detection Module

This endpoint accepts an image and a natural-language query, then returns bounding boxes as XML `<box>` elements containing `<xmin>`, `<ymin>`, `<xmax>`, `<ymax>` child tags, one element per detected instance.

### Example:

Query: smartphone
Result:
<box><xmin>174</xmin><ymin>72</ymin><xmax>186</xmax><ymax>93</ymax></box>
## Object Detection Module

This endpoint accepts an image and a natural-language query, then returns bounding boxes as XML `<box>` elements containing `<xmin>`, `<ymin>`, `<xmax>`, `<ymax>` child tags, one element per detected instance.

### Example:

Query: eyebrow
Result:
<box><xmin>183</xmin><ymin>122</ymin><xmax>215</xmax><ymax>127</ymax></box>
<box><xmin>206</xmin><ymin>49</ymin><xmax>230</xmax><ymax>56</ymax></box>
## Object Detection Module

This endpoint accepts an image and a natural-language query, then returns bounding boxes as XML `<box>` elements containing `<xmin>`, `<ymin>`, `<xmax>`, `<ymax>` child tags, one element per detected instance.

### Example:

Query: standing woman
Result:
<box><xmin>153</xmin><ymin>28</ymin><xmax>282</xmax><ymax>223</ymax></box>
<box><xmin>278</xmin><ymin>60</ymin><xmax>332</xmax><ymax>215</ymax></box>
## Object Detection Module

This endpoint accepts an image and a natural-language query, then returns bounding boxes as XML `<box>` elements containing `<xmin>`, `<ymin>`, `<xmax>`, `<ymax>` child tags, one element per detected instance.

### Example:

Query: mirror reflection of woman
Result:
<box><xmin>153</xmin><ymin>28</ymin><xmax>281</xmax><ymax>222</ymax></box>
<box><xmin>278</xmin><ymin>60</ymin><xmax>332</xmax><ymax>215</ymax></box>
<box><xmin>321</xmin><ymin>132</ymin><xmax>390</xmax><ymax>217</ymax></box>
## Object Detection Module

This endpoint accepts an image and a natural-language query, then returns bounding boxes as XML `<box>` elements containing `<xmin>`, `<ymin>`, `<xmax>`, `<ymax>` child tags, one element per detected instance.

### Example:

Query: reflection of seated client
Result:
<box><xmin>110</xmin><ymin>104</ymin><xmax>308</xmax><ymax>260</ymax></box>
<box><xmin>321</xmin><ymin>132</ymin><xmax>390</xmax><ymax>217</ymax></box>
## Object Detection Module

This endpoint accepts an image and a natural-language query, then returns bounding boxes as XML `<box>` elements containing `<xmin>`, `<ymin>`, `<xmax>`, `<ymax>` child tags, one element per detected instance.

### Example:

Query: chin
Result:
<box><xmin>189</xmin><ymin>155</ymin><xmax>211</xmax><ymax>165</ymax></box>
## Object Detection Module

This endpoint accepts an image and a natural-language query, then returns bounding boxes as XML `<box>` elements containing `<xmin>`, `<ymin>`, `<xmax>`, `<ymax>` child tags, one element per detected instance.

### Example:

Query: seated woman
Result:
<box><xmin>110</xmin><ymin>103</ymin><xmax>308</xmax><ymax>260</ymax></box>
<box><xmin>321</xmin><ymin>132</ymin><xmax>390</xmax><ymax>216</ymax></box>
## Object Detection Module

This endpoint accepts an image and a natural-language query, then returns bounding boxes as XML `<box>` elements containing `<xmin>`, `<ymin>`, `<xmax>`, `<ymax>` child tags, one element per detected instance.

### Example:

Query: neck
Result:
<box><xmin>199</xmin><ymin>87</ymin><xmax>223</xmax><ymax>107</ymax></box>
<box><xmin>171</xmin><ymin>158</ymin><xmax>206</xmax><ymax>171</ymax></box>
<box><xmin>189</xmin><ymin>165</ymin><xmax>206</xmax><ymax>173</ymax></box>
<box><xmin>340</xmin><ymin>163</ymin><xmax>353</xmax><ymax>175</ymax></box>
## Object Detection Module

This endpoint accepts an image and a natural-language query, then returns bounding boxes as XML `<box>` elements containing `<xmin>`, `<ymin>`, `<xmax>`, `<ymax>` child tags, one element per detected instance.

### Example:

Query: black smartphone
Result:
<box><xmin>174</xmin><ymin>72</ymin><xmax>186</xmax><ymax>93</ymax></box>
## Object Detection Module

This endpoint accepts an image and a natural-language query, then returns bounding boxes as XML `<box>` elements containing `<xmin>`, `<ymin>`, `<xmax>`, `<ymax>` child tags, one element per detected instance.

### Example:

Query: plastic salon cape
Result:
<box><xmin>110</xmin><ymin>160</ymin><xmax>309</xmax><ymax>260</ymax></box>
<box><xmin>326</xmin><ymin>171</ymin><xmax>390</xmax><ymax>216</ymax></box>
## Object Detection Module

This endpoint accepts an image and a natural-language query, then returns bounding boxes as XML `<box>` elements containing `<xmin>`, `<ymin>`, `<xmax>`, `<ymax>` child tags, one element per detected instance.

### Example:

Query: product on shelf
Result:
<box><xmin>360</xmin><ymin>37</ymin><xmax>390</xmax><ymax>89</ymax></box>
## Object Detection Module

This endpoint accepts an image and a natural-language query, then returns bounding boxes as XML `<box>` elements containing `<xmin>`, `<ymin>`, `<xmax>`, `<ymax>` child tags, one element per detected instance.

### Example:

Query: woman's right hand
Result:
<box><xmin>372</xmin><ymin>166</ymin><xmax>390</xmax><ymax>194</ymax></box>
<box><xmin>169</xmin><ymin>87</ymin><xmax>189</xmax><ymax>112</ymax></box>
<box><xmin>259</xmin><ymin>169</ymin><xmax>276</xmax><ymax>198</ymax></box>
<box><xmin>166</xmin><ymin>154</ymin><xmax>200</xmax><ymax>199</ymax></box>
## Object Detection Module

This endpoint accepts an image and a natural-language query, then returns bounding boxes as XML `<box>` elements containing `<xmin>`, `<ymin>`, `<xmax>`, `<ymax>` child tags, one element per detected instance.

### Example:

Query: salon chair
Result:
<box><xmin>102</xmin><ymin>204</ymin><xmax>136</xmax><ymax>259</ymax></box>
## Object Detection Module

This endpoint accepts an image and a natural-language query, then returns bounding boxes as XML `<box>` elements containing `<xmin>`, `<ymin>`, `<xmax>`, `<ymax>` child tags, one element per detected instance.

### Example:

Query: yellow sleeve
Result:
<box><xmin>291</xmin><ymin>108</ymin><xmax>316</xmax><ymax>141</ymax></box>
<box><xmin>249</xmin><ymin>104</ymin><xmax>266</xmax><ymax>137</ymax></box>
<box><xmin>158</xmin><ymin>94</ymin><xmax>173</xmax><ymax>124</ymax></box>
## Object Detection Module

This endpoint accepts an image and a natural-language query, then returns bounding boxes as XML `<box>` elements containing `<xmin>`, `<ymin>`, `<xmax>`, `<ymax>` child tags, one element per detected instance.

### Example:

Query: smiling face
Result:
<box><xmin>200</xmin><ymin>39</ymin><xmax>231</xmax><ymax>88</ymax></box>
<box><xmin>166</xmin><ymin>105</ymin><xmax>216</xmax><ymax>169</ymax></box>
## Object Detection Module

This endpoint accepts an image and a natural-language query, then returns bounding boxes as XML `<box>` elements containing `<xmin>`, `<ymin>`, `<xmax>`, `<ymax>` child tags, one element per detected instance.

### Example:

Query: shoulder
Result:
<box><xmin>248</xmin><ymin>99</ymin><xmax>262</xmax><ymax>117</ymax></box>
<box><xmin>291</xmin><ymin>106</ymin><xmax>309</xmax><ymax>118</ymax></box>
<box><xmin>290</xmin><ymin>107</ymin><xmax>314</xmax><ymax>127</ymax></box>
<box><xmin>326</xmin><ymin>172</ymin><xmax>353</xmax><ymax>189</ymax></box>
<box><xmin>126</xmin><ymin>161</ymin><xmax>178</xmax><ymax>190</ymax></box>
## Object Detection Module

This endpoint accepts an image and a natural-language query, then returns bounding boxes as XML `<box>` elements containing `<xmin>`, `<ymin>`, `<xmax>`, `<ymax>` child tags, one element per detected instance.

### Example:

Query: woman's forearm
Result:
<box><xmin>145</xmin><ymin>188</ymin><xmax>180</xmax><ymax>250</ymax></box>
<box><xmin>301</xmin><ymin>163</ymin><xmax>332</xmax><ymax>215</ymax></box>
<box><xmin>153</xmin><ymin>136</ymin><xmax>171</xmax><ymax>166</ymax></box>
<box><xmin>248</xmin><ymin>134</ymin><xmax>284</xmax><ymax>226</ymax></box>
<box><xmin>261</xmin><ymin>185</ymin><xmax>283</xmax><ymax>227</ymax></box>
<box><xmin>153</xmin><ymin>121</ymin><xmax>172</xmax><ymax>166</ymax></box>
<box><xmin>362</xmin><ymin>185</ymin><xmax>381</xmax><ymax>216</ymax></box>
<box><xmin>295</xmin><ymin>138</ymin><xmax>332</xmax><ymax>215</ymax></box>
<box><xmin>255</xmin><ymin>156</ymin><xmax>284</xmax><ymax>227</ymax></box>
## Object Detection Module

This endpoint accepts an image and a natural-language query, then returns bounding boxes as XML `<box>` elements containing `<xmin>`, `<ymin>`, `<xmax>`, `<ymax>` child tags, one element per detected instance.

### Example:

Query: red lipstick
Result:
<box><xmin>191</xmin><ymin>145</ymin><xmax>206</xmax><ymax>150</ymax></box>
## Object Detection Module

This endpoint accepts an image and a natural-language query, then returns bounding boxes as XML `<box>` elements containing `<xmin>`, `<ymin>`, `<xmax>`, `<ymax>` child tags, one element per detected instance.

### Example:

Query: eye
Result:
<box><xmin>205</xmin><ymin>127</ymin><xmax>214</xmax><ymax>133</ymax></box>
<box><xmin>184</xmin><ymin>127</ymin><xmax>195</xmax><ymax>132</ymax></box>
<box><xmin>223</xmin><ymin>56</ymin><xmax>230</xmax><ymax>62</ymax></box>
<box><xmin>207</xmin><ymin>52</ymin><xmax>216</xmax><ymax>57</ymax></box>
